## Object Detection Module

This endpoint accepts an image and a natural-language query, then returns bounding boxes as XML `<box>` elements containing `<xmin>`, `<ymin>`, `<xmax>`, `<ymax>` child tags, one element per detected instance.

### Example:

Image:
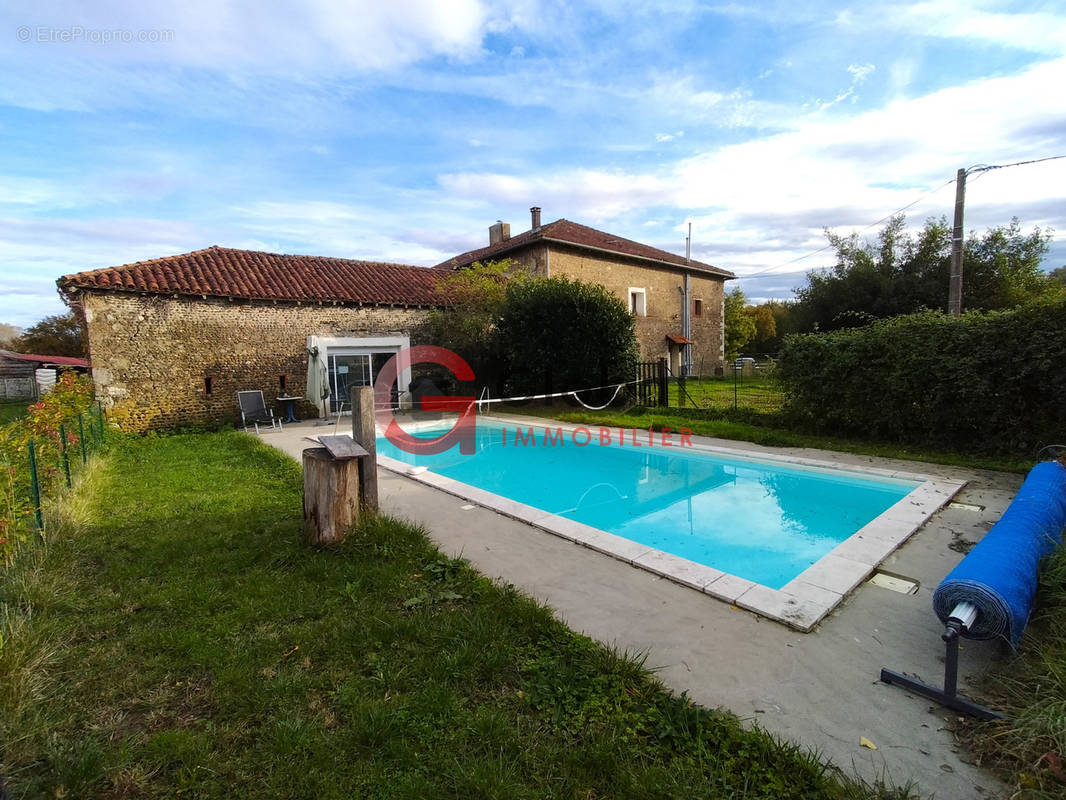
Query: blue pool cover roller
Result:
<box><xmin>933</xmin><ymin>460</ymin><xmax>1066</xmax><ymax>649</ymax></box>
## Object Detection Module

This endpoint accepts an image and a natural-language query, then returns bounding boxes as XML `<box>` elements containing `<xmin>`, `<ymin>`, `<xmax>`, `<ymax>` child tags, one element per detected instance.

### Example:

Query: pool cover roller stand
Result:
<box><xmin>880</xmin><ymin>460</ymin><xmax>1066</xmax><ymax>720</ymax></box>
<box><xmin>933</xmin><ymin>460</ymin><xmax>1066</xmax><ymax>647</ymax></box>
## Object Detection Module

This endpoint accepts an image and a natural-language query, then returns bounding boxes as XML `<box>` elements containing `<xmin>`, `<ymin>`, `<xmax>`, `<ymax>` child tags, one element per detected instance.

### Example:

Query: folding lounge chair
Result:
<box><xmin>237</xmin><ymin>390</ymin><xmax>280</xmax><ymax>434</ymax></box>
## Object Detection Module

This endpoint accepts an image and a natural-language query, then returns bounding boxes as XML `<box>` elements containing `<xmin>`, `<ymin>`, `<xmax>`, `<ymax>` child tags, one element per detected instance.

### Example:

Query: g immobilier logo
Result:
<box><xmin>373</xmin><ymin>345</ymin><xmax>478</xmax><ymax>455</ymax></box>
<box><xmin>373</xmin><ymin>346</ymin><xmax>693</xmax><ymax>456</ymax></box>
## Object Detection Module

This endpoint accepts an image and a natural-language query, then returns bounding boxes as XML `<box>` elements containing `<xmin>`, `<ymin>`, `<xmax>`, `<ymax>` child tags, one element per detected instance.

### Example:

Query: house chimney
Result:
<box><xmin>489</xmin><ymin>220</ymin><xmax>510</xmax><ymax>245</ymax></box>
<box><xmin>530</xmin><ymin>206</ymin><xmax>541</xmax><ymax>229</ymax></box>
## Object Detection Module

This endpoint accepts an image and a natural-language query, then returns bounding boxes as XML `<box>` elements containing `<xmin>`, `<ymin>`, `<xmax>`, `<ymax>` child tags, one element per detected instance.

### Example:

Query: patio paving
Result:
<box><xmin>264</xmin><ymin>415</ymin><xmax>1019</xmax><ymax>799</ymax></box>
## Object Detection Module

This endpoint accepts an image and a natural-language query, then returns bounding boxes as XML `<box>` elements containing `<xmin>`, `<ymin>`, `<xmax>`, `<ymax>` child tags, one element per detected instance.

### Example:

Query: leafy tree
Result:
<box><xmin>793</xmin><ymin>215</ymin><xmax>1059</xmax><ymax>331</ymax></box>
<box><xmin>744</xmin><ymin>303</ymin><xmax>777</xmax><ymax>350</ymax></box>
<box><xmin>495</xmin><ymin>276</ymin><xmax>638</xmax><ymax>398</ymax></box>
<box><xmin>0</xmin><ymin>323</ymin><xmax>23</xmax><ymax>347</ymax></box>
<box><xmin>15</xmin><ymin>311</ymin><xmax>87</xmax><ymax>357</ymax></box>
<box><xmin>1050</xmin><ymin>266</ymin><xmax>1066</xmax><ymax>286</ymax></box>
<box><xmin>736</xmin><ymin>300</ymin><xmax>801</xmax><ymax>355</ymax></box>
<box><xmin>723</xmin><ymin>287</ymin><xmax>756</xmax><ymax>358</ymax></box>
<box><xmin>426</xmin><ymin>260</ymin><xmax>521</xmax><ymax>391</ymax></box>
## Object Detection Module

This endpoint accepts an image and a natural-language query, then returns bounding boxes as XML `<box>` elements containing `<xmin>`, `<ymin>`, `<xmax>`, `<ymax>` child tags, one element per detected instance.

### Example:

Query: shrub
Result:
<box><xmin>0</xmin><ymin>372</ymin><xmax>95</xmax><ymax>562</ymax></box>
<box><xmin>777</xmin><ymin>301</ymin><xmax>1066</xmax><ymax>453</ymax></box>
<box><xmin>496</xmin><ymin>276</ymin><xmax>638</xmax><ymax>398</ymax></box>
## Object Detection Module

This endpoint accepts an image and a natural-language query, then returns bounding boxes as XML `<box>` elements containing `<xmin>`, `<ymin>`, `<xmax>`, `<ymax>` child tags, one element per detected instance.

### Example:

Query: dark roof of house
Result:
<box><xmin>435</xmin><ymin>219</ymin><xmax>735</xmax><ymax>279</ymax></box>
<box><xmin>0</xmin><ymin>349</ymin><xmax>89</xmax><ymax>368</ymax></box>
<box><xmin>57</xmin><ymin>246</ymin><xmax>447</xmax><ymax>307</ymax></box>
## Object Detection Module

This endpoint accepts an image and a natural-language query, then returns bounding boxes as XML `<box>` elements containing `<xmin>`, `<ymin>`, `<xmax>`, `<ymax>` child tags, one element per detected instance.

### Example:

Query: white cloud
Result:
<box><xmin>439</xmin><ymin>169</ymin><xmax>672</xmax><ymax>222</ymax></box>
<box><xmin>438</xmin><ymin>56</ymin><xmax>1066</xmax><ymax>277</ymax></box>
<box><xmin>0</xmin><ymin>216</ymin><xmax>204</xmax><ymax>326</ymax></box>
<box><xmin>890</xmin><ymin>1</ymin><xmax>1066</xmax><ymax>55</ymax></box>
<box><xmin>815</xmin><ymin>63</ymin><xmax>875</xmax><ymax>111</ymax></box>
<box><xmin>847</xmin><ymin>63</ymin><xmax>875</xmax><ymax>82</ymax></box>
<box><xmin>0</xmin><ymin>0</ymin><xmax>532</xmax><ymax>72</ymax></box>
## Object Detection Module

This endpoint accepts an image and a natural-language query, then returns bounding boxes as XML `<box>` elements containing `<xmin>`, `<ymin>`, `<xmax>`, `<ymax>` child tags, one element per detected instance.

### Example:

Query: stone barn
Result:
<box><xmin>58</xmin><ymin>247</ymin><xmax>444</xmax><ymax>431</ymax></box>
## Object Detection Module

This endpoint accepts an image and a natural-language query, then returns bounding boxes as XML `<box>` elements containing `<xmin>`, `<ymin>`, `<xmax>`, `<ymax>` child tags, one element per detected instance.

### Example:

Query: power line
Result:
<box><xmin>736</xmin><ymin>177</ymin><xmax>957</xmax><ymax>280</ymax></box>
<box><xmin>969</xmin><ymin>154</ymin><xmax>1066</xmax><ymax>174</ymax></box>
<box><xmin>950</xmin><ymin>157</ymin><xmax>1065</xmax><ymax>313</ymax></box>
<box><xmin>735</xmin><ymin>154</ymin><xmax>1066</xmax><ymax>281</ymax></box>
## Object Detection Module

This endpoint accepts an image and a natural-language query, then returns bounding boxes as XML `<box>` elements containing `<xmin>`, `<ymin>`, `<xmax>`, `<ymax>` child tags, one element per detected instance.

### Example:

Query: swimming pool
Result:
<box><xmin>376</xmin><ymin>417</ymin><xmax>964</xmax><ymax>629</ymax></box>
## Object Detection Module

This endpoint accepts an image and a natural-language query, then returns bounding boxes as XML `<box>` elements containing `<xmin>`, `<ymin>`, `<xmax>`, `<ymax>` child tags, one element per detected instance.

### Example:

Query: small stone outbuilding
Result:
<box><xmin>58</xmin><ymin>247</ymin><xmax>443</xmax><ymax>431</ymax></box>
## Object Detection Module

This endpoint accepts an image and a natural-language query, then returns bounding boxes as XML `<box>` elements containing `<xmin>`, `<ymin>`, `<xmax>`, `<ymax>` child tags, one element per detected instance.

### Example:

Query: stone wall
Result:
<box><xmin>79</xmin><ymin>291</ymin><xmax>431</xmax><ymax>431</ymax></box>
<box><xmin>517</xmin><ymin>244</ymin><xmax>727</xmax><ymax>372</ymax></box>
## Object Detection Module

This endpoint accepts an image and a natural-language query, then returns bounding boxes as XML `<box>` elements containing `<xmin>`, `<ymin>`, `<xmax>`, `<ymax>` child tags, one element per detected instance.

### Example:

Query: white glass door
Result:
<box><xmin>328</xmin><ymin>353</ymin><xmax>371</xmax><ymax>413</ymax></box>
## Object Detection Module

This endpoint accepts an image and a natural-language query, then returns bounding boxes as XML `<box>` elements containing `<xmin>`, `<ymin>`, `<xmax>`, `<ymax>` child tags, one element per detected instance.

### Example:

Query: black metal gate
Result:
<box><xmin>635</xmin><ymin>358</ymin><xmax>669</xmax><ymax>407</ymax></box>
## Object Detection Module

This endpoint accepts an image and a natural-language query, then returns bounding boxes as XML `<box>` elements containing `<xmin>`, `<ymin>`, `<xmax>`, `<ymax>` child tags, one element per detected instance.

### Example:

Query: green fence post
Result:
<box><xmin>78</xmin><ymin>413</ymin><xmax>88</xmax><ymax>464</ymax></box>
<box><xmin>59</xmin><ymin>423</ymin><xmax>72</xmax><ymax>488</ymax></box>
<box><xmin>89</xmin><ymin>408</ymin><xmax>98</xmax><ymax>450</ymax></box>
<box><xmin>733</xmin><ymin>363</ymin><xmax>738</xmax><ymax>410</ymax></box>
<box><xmin>28</xmin><ymin>440</ymin><xmax>43</xmax><ymax>533</ymax></box>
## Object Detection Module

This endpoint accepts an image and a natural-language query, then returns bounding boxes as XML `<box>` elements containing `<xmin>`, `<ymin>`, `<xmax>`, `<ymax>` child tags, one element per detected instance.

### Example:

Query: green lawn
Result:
<box><xmin>0</xmin><ymin>431</ymin><xmax>909</xmax><ymax>799</ymax></box>
<box><xmin>671</xmin><ymin>375</ymin><xmax>784</xmax><ymax>412</ymax></box>
<box><xmin>0</xmin><ymin>401</ymin><xmax>29</xmax><ymax>425</ymax></box>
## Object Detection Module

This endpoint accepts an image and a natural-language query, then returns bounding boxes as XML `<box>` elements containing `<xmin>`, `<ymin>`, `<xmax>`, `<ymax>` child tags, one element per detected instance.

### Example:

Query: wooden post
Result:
<box><xmin>302</xmin><ymin>447</ymin><xmax>360</xmax><ymax>544</ymax></box>
<box><xmin>351</xmin><ymin>386</ymin><xmax>378</xmax><ymax>512</ymax></box>
<box><xmin>948</xmin><ymin>167</ymin><xmax>967</xmax><ymax>316</ymax></box>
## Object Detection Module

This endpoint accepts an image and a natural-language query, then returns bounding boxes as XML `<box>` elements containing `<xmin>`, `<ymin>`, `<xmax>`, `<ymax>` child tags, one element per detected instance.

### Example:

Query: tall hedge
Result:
<box><xmin>496</xmin><ymin>276</ymin><xmax>638</xmax><ymax>397</ymax></box>
<box><xmin>777</xmin><ymin>302</ymin><xmax>1066</xmax><ymax>453</ymax></box>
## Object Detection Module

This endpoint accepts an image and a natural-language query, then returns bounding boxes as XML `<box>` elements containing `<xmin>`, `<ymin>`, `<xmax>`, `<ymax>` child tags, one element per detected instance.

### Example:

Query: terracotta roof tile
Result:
<box><xmin>58</xmin><ymin>246</ymin><xmax>448</xmax><ymax>307</ymax></box>
<box><xmin>0</xmin><ymin>349</ymin><xmax>89</xmax><ymax>368</ymax></box>
<box><xmin>435</xmin><ymin>219</ymin><xmax>735</xmax><ymax>279</ymax></box>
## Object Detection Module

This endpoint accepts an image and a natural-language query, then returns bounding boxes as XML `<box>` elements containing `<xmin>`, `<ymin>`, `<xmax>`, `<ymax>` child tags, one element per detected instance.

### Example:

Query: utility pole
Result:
<box><xmin>948</xmin><ymin>167</ymin><xmax>967</xmax><ymax>316</ymax></box>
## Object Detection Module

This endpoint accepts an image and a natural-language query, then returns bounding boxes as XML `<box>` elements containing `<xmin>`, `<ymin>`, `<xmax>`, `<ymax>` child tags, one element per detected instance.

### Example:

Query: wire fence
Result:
<box><xmin>635</xmin><ymin>357</ymin><xmax>785</xmax><ymax>414</ymax></box>
<box><xmin>0</xmin><ymin>375</ymin><xmax>104</xmax><ymax>562</ymax></box>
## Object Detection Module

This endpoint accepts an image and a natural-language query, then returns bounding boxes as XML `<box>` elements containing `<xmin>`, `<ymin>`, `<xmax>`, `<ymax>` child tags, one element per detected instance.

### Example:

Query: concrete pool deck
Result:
<box><xmin>264</xmin><ymin>415</ymin><xmax>1019</xmax><ymax>799</ymax></box>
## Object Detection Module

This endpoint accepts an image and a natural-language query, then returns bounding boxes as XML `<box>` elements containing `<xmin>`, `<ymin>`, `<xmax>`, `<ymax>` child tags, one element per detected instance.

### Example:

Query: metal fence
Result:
<box><xmin>3</xmin><ymin>401</ymin><xmax>107</xmax><ymax>539</ymax></box>
<box><xmin>634</xmin><ymin>358</ymin><xmax>784</xmax><ymax>413</ymax></box>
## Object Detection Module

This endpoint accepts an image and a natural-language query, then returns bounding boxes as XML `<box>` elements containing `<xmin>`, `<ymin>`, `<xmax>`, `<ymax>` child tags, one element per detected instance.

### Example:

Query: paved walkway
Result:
<box><xmin>264</xmin><ymin>415</ymin><xmax>1018</xmax><ymax>799</ymax></box>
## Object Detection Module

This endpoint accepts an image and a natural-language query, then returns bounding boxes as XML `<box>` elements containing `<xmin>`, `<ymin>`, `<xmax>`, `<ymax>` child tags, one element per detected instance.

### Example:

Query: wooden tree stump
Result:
<box><xmin>302</xmin><ymin>446</ymin><xmax>360</xmax><ymax>544</ymax></box>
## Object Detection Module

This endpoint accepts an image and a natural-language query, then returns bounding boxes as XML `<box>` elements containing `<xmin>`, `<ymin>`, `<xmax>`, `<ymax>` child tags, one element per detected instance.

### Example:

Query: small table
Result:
<box><xmin>276</xmin><ymin>396</ymin><xmax>302</xmax><ymax>423</ymax></box>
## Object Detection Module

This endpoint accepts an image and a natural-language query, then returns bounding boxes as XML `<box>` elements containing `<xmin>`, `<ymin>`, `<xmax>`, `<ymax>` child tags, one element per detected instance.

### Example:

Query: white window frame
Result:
<box><xmin>628</xmin><ymin>287</ymin><xmax>647</xmax><ymax>317</ymax></box>
<box><xmin>308</xmin><ymin>334</ymin><xmax>412</xmax><ymax>399</ymax></box>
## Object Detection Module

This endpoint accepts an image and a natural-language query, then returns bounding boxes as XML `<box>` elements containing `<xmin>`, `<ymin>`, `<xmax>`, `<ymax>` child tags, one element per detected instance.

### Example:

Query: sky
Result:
<box><xmin>1</xmin><ymin>0</ymin><xmax>1065</xmax><ymax>328</ymax></box>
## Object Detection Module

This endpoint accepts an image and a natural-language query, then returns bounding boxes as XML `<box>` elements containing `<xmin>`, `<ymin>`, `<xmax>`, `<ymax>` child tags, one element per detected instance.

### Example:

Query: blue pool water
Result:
<box><xmin>377</xmin><ymin>421</ymin><xmax>917</xmax><ymax>589</ymax></box>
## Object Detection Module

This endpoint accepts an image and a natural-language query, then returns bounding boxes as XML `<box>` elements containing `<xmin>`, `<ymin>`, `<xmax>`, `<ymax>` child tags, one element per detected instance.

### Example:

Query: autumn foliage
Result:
<box><xmin>0</xmin><ymin>371</ymin><xmax>95</xmax><ymax>562</ymax></box>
